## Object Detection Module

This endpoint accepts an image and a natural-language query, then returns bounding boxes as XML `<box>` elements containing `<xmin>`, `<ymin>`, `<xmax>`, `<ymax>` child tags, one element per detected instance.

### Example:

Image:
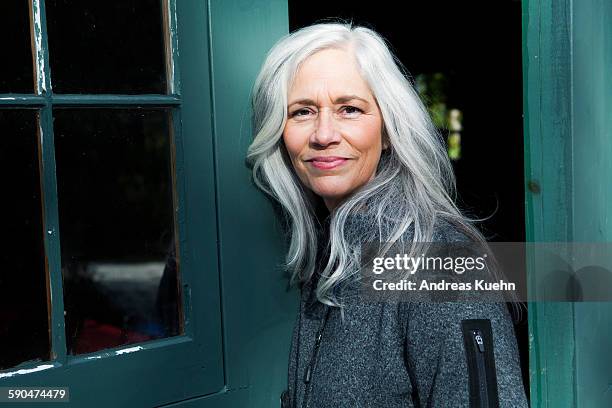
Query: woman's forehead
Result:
<box><xmin>295</xmin><ymin>48</ymin><xmax>359</xmax><ymax>78</ymax></box>
<box><xmin>289</xmin><ymin>49</ymin><xmax>373</xmax><ymax>101</ymax></box>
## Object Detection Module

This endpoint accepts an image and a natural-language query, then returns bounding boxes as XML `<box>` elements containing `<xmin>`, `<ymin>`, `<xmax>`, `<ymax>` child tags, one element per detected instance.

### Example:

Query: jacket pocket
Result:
<box><xmin>461</xmin><ymin>319</ymin><xmax>500</xmax><ymax>408</ymax></box>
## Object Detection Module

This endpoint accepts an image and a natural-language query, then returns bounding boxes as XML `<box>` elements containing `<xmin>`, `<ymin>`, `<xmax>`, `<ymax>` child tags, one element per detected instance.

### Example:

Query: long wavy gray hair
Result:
<box><xmin>247</xmin><ymin>22</ymin><xmax>512</xmax><ymax>311</ymax></box>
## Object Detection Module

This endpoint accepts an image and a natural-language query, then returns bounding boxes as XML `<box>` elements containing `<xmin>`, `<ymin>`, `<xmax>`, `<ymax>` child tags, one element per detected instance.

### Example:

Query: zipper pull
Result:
<box><xmin>304</xmin><ymin>364</ymin><xmax>312</xmax><ymax>384</ymax></box>
<box><xmin>473</xmin><ymin>330</ymin><xmax>485</xmax><ymax>352</ymax></box>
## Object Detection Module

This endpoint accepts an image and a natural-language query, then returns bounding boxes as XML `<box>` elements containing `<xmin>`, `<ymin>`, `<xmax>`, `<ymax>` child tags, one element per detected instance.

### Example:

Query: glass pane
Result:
<box><xmin>45</xmin><ymin>0</ymin><xmax>168</xmax><ymax>94</ymax></box>
<box><xmin>0</xmin><ymin>1</ymin><xmax>35</xmax><ymax>93</ymax></box>
<box><xmin>0</xmin><ymin>109</ymin><xmax>50</xmax><ymax>370</ymax></box>
<box><xmin>53</xmin><ymin>108</ymin><xmax>181</xmax><ymax>355</ymax></box>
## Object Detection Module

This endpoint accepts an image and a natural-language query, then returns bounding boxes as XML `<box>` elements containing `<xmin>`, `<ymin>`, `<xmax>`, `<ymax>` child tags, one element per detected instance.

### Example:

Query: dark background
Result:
<box><xmin>289</xmin><ymin>0</ymin><xmax>528</xmax><ymax>399</ymax></box>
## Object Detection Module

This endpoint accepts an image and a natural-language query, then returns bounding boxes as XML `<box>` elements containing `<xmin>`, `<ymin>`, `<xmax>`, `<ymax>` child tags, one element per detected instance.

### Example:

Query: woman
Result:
<box><xmin>247</xmin><ymin>22</ymin><xmax>527</xmax><ymax>408</ymax></box>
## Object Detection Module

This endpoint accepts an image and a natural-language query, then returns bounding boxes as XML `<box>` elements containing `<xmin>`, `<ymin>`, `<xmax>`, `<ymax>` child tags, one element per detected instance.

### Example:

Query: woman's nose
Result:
<box><xmin>311</xmin><ymin>109</ymin><xmax>340</xmax><ymax>146</ymax></box>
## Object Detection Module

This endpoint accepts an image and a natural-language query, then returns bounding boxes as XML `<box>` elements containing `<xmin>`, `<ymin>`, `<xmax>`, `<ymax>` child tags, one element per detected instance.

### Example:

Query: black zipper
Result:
<box><xmin>472</xmin><ymin>329</ymin><xmax>489</xmax><ymax>404</ymax></box>
<box><xmin>461</xmin><ymin>319</ymin><xmax>499</xmax><ymax>408</ymax></box>
<box><xmin>301</xmin><ymin>306</ymin><xmax>331</xmax><ymax>408</ymax></box>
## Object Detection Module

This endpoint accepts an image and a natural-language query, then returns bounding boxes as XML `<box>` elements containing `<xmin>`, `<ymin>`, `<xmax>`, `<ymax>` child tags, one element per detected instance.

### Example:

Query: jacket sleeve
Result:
<box><xmin>402</xmin><ymin>300</ymin><xmax>528</xmax><ymax>407</ymax></box>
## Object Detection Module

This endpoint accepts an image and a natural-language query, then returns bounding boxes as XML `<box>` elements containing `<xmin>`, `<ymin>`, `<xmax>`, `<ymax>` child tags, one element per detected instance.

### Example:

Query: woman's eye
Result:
<box><xmin>291</xmin><ymin>108</ymin><xmax>312</xmax><ymax>118</ymax></box>
<box><xmin>342</xmin><ymin>106</ymin><xmax>363</xmax><ymax>115</ymax></box>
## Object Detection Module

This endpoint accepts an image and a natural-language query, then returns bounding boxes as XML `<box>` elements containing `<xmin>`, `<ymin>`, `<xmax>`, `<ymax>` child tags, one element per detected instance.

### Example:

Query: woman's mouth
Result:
<box><xmin>308</xmin><ymin>156</ymin><xmax>349</xmax><ymax>170</ymax></box>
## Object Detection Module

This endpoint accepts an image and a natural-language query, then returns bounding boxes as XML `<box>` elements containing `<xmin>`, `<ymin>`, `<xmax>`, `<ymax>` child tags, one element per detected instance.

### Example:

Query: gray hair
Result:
<box><xmin>246</xmin><ymin>22</ymin><xmax>519</xmax><ymax>315</ymax></box>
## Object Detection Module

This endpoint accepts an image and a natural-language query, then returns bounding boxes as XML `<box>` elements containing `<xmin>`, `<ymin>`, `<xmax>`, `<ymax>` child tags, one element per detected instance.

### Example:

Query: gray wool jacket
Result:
<box><xmin>281</xmin><ymin>216</ymin><xmax>529</xmax><ymax>408</ymax></box>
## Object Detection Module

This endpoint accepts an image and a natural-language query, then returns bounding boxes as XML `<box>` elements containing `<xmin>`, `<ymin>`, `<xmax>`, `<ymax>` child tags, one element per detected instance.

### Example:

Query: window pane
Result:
<box><xmin>45</xmin><ymin>0</ymin><xmax>168</xmax><ymax>94</ymax></box>
<box><xmin>53</xmin><ymin>109</ymin><xmax>181</xmax><ymax>355</ymax></box>
<box><xmin>0</xmin><ymin>1</ymin><xmax>35</xmax><ymax>93</ymax></box>
<box><xmin>0</xmin><ymin>109</ymin><xmax>50</xmax><ymax>370</ymax></box>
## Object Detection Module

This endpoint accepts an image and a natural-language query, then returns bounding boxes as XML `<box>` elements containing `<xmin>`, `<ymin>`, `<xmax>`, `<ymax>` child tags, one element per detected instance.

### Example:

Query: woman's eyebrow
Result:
<box><xmin>334</xmin><ymin>95</ymin><xmax>369</xmax><ymax>105</ymax></box>
<box><xmin>288</xmin><ymin>95</ymin><xmax>370</xmax><ymax>108</ymax></box>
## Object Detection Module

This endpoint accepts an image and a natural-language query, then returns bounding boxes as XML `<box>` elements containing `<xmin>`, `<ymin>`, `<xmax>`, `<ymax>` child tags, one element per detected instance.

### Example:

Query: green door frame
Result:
<box><xmin>522</xmin><ymin>0</ymin><xmax>575</xmax><ymax>406</ymax></box>
<box><xmin>523</xmin><ymin>0</ymin><xmax>612</xmax><ymax>406</ymax></box>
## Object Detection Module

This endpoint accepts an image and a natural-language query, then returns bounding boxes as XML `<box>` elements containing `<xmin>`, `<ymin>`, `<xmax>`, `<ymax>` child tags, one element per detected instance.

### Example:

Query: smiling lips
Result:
<box><xmin>307</xmin><ymin>156</ymin><xmax>349</xmax><ymax>170</ymax></box>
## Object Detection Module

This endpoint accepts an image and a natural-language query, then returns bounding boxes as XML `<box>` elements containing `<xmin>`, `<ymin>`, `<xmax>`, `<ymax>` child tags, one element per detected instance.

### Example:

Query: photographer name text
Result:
<box><xmin>371</xmin><ymin>279</ymin><xmax>516</xmax><ymax>291</ymax></box>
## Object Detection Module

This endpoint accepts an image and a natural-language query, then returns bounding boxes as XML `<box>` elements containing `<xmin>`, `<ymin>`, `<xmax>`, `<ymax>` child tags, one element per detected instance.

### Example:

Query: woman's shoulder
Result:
<box><xmin>430</xmin><ymin>215</ymin><xmax>478</xmax><ymax>243</ymax></box>
<box><xmin>344</xmin><ymin>208</ymin><xmax>478</xmax><ymax>242</ymax></box>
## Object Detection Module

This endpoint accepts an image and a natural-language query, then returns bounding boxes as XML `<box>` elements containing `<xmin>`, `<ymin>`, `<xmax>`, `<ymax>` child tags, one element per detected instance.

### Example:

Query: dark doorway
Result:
<box><xmin>289</xmin><ymin>0</ymin><xmax>528</xmax><ymax>401</ymax></box>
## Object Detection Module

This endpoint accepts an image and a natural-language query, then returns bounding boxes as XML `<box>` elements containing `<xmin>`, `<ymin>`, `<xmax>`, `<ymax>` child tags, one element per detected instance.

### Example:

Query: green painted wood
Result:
<box><xmin>50</xmin><ymin>95</ymin><xmax>181</xmax><ymax>105</ymax></box>
<box><xmin>206</xmin><ymin>0</ymin><xmax>295</xmax><ymax>406</ymax></box>
<box><xmin>571</xmin><ymin>0</ymin><xmax>612</xmax><ymax>243</ymax></box>
<box><xmin>39</xmin><ymin>104</ymin><xmax>69</xmax><ymax>366</ymax></box>
<box><xmin>571</xmin><ymin>0</ymin><xmax>612</xmax><ymax>407</ymax></box>
<box><xmin>0</xmin><ymin>96</ymin><xmax>46</xmax><ymax>106</ymax></box>
<box><xmin>0</xmin><ymin>0</ymin><xmax>225</xmax><ymax>406</ymax></box>
<box><xmin>35</xmin><ymin>0</ymin><xmax>67</xmax><ymax>367</ymax></box>
<box><xmin>159</xmin><ymin>386</ymin><xmax>252</xmax><ymax>408</ymax></box>
<box><xmin>522</xmin><ymin>0</ymin><xmax>576</xmax><ymax>406</ymax></box>
<box><xmin>0</xmin><ymin>95</ymin><xmax>181</xmax><ymax>106</ymax></box>
<box><xmin>524</xmin><ymin>0</ymin><xmax>612</xmax><ymax>407</ymax></box>
<box><xmin>31</xmin><ymin>0</ymin><xmax>51</xmax><ymax>95</ymax></box>
<box><xmin>0</xmin><ymin>338</ymin><xmax>218</xmax><ymax>407</ymax></box>
<box><xmin>164</xmin><ymin>0</ymin><xmax>181</xmax><ymax>95</ymax></box>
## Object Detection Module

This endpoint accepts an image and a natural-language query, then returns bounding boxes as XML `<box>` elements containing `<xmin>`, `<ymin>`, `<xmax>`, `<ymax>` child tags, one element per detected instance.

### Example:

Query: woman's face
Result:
<box><xmin>283</xmin><ymin>48</ymin><xmax>385</xmax><ymax>211</ymax></box>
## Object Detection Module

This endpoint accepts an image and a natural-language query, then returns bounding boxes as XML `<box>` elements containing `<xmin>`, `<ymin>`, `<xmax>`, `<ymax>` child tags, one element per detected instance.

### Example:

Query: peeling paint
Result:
<box><xmin>0</xmin><ymin>364</ymin><xmax>54</xmax><ymax>379</ymax></box>
<box><xmin>170</xmin><ymin>0</ymin><xmax>178</xmax><ymax>91</ymax></box>
<box><xmin>32</xmin><ymin>0</ymin><xmax>47</xmax><ymax>93</ymax></box>
<box><xmin>163</xmin><ymin>0</ymin><xmax>178</xmax><ymax>94</ymax></box>
<box><xmin>38</xmin><ymin>119</ymin><xmax>45</xmax><ymax>152</ymax></box>
<box><xmin>115</xmin><ymin>346</ymin><xmax>143</xmax><ymax>355</ymax></box>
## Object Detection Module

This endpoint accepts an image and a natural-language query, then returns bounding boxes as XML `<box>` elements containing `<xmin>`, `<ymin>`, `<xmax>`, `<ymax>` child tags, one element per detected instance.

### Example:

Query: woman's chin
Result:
<box><xmin>310</xmin><ymin>185</ymin><xmax>346</xmax><ymax>198</ymax></box>
<box><xmin>310</xmin><ymin>189</ymin><xmax>351</xmax><ymax>209</ymax></box>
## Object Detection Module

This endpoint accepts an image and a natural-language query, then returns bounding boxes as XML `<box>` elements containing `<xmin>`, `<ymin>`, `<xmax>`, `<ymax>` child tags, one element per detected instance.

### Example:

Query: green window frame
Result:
<box><xmin>0</xmin><ymin>1</ymin><xmax>224</xmax><ymax>405</ymax></box>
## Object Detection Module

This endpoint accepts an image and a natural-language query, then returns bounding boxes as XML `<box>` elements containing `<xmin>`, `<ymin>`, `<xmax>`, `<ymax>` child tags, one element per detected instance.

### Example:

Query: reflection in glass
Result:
<box><xmin>0</xmin><ymin>1</ymin><xmax>35</xmax><ymax>93</ymax></box>
<box><xmin>45</xmin><ymin>0</ymin><xmax>168</xmax><ymax>94</ymax></box>
<box><xmin>0</xmin><ymin>110</ymin><xmax>50</xmax><ymax>370</ymax></box>
<box><xmin>53</xmin><ymin>109</ymin><xmax>181</xmax><ymax>355</ymax></box>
